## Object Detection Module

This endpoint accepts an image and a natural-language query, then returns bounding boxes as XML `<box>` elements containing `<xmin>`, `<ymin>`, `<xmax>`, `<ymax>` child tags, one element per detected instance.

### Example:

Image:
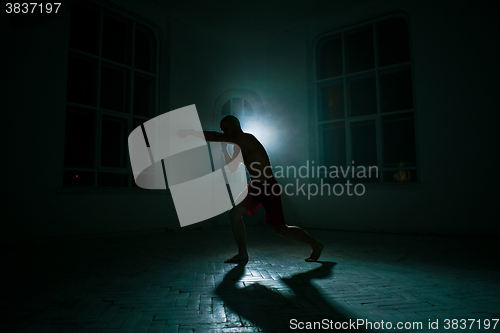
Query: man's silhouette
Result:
<box><xmin>178</xmin><ymin>115</ymin><xmax>323</xmax><ymax>263</ymax></box>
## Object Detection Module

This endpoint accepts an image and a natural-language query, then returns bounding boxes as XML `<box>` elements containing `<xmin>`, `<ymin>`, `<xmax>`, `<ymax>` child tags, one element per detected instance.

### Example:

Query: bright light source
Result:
<box><xmin>241</xmin><ymin>119</ymin><xmax>277</xmax><ymax>150</ymax></box>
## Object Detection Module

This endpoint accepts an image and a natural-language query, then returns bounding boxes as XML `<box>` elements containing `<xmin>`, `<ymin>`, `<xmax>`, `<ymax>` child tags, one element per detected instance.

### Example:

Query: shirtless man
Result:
<box><xmin>178</xmin><ymin>115</ymin><xmax>324</xmax><ymax>263</ymax></box>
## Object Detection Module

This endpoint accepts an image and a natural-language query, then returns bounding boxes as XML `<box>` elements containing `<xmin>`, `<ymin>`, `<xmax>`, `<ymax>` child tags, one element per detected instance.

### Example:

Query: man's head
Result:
<box><xmin>220</xmin><ymin>115</ymin><xmax>242</xmax><ymax>135</ymax></box>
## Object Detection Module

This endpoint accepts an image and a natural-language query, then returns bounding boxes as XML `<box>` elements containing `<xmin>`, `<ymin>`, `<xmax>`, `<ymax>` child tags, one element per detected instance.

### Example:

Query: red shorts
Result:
<box><xmin>236</xmin><ymin>177</ymin><xmax>286</xmax><ymax>226</ymax></box>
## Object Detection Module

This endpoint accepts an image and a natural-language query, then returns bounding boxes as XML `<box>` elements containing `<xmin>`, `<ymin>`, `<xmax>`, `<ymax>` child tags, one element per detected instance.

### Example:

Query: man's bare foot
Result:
<box><xmin>224</xmin><ymin>253</ymin><xmax>249</xmax><ymax>263</ymax></box>
<box><xmin>305</xmin><ymin>242</ymin><xmax>324</xmax><ymax>262</ymax></box>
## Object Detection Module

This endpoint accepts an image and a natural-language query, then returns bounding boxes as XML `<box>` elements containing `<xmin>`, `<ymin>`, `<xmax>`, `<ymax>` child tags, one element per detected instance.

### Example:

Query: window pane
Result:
<box><xmin>67</xmin><ymin>54</ymin><xmax>98</xmax><ymax>106</ymax></box>
<box><xmin>321</xmin><ymin>122</ymin><xmax>346</xmax><ymax>168</ymax></box>
<box><xmin>320</xmin><ymin>83</ymin><xmax>344</xmax><ymax>121</ymax></box>
<box><xmin>346</xmin><ymin>26</ymin><xmax>374</xmax><ymax>73</ymax></box>
<box><xmin>382</xmin><ymin>113</ymin><xmax>416</xmax><ymax>168</ymax></box>
<box><xmin>64</xmin><ymin>170</ymin><xmax>94</xmax><ymax>187</ymax></box>
<box><xmin>69</xmin><ymin>2</ymin><xmax>100</xmax><ymax>55</ymax></box>
<box><xmin>98</xmin><ymin>173</ymin><xmax>129</xmax><ymax>187</ymax></box>
<box><xmin>221</xmin><ymin>100</ymin><xmax>231</xmax><ymax>115</ymax></box>
<box><xmin>377</xmin><ymin>18</ymin><xmax>410</xmax><ymax>67</ymax></box>
<box><xmin>380</xmin><ymin>68</ymin><xmax>413</xmax><ymax>112</ymax></box>
<box><xmin>102</xmin><ymin>11</ymin><xmax>132</xmax><ymax>65</ymax></box>
<box><xmin>318</xmin><ymin>35</ymin><xmax>342</xmax><ymax>79</ymax></box>
<box><xmin>135</xmin><ymin>24</ymin><xmax>155</xmax><ymax>72</ymax></box>
<box><xmin>351</xmin><ymin>120</ymin><xmax>377</xmax><ymax>167</ymax></box>
<box><xmin>101</xmin><ymin>116</ymin><xmax>128</xmax><ymax>168</ymax></box>
<box><xmin>384</xmin><ymin>169</ymin><xmax>417</xmax><ymax>183</ymax></box>
<box><xmin>233</xmin><ymin>98</ymin><xmax>243</xmax><ymax>116</ymax></box>
<box><xmin>134</xmin><ymin>74</ymin><xmax>155</xmax><ymax>117</ymax></box>
<box><xmin>348</xmin><ymin>75</ymin><xmax>377</xmax><ymax>117</ymax></box>
<box><xmin>100</xmin><ymin>64</ymin><xmax>130</xmax><ymax>113</ymax></box>
<box><xmin>64</xmin><ymin>108</ymin><xmax>96</xmax><ymax>168</ymax></box>
<box><xmin>243</xmin><ymin>100</ymin><xmax>253</xmax><ymax>116</ymax></box>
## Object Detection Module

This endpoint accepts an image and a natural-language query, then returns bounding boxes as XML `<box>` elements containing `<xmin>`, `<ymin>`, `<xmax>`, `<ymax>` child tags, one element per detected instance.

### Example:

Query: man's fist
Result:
<box><xmin>177</xmin><ymin>129</ymin><xmax>193</xmax><ymax>139</ymax></box>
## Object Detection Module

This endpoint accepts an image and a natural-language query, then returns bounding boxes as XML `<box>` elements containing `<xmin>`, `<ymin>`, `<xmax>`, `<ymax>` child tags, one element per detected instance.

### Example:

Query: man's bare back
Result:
<box><xmin>224</xmin><ymin>133</ymin><xmax>272</xmax><ymax>181</ymax></box>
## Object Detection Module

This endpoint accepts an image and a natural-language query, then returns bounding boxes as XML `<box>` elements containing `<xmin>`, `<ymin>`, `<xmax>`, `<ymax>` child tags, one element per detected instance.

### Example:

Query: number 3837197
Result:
<box><xmin>6</xmin><ymin>3</ymin><xmax>61</xmax><ymax>14</ymax></box>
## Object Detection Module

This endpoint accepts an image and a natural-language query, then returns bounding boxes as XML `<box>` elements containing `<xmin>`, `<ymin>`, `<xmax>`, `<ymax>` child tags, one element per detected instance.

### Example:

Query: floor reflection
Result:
<box><xmin>215</xmin><ymin>261</ymin><xmax>368</xmax><ymax>332</ymax></box>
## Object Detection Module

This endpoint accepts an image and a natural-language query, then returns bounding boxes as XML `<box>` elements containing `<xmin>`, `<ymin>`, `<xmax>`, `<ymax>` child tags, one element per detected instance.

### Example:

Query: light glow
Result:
<box><xmin>241</xmin><ymin>119</ymin><xmax>276</xmax><ymax>150</ymax></box>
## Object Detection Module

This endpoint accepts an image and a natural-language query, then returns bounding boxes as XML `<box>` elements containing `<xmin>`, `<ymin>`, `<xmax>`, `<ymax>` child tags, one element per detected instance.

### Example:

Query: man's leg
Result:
<box><xmin>273</xmin><ymin>225</ymin><xmax>324</xmax><ymax>262</ymax></box>
<box><xmin>225</xmin><ymin>205</ymin><xmax>250</xmax><ymax>263</ymax></box>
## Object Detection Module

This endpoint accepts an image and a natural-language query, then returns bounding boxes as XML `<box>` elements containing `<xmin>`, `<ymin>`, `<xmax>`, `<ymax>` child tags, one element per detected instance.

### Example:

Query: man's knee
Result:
<box><xmin>273</xmin><ymin>225</ymin><xmax>288</xmax><ymax>237</ymax></box>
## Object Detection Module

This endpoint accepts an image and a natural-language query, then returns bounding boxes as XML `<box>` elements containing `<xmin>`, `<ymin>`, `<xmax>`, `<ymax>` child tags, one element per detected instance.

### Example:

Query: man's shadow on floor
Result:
<box><xmin>215</xmin><ymin>261</ymin><xmax>367</xmax><ymax>332</ymax></box>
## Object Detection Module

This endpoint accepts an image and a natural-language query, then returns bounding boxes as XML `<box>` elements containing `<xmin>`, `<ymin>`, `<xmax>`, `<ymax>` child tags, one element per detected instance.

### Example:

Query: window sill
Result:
<box><xmin>55</xmin><ymin>187</ymin><xmax>171</xmax><ymax>195</ymax></box>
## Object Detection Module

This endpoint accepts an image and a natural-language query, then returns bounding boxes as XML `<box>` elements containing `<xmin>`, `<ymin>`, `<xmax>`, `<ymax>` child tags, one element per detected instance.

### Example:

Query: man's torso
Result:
<box><xmin>235</xmin><ymin>133</ymin><xmax>273</xmax><ymax>181</ymax></box>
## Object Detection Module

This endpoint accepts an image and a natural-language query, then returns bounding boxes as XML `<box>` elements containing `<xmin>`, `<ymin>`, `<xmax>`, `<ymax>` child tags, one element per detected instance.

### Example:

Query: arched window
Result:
<box><xmin>221</xmin><ymin>98</ymin><xmax>254</xmax><ymax>117</ymax></box>
<box><xmin>315</xmin><ymin>14</ymin><xmax>418</xmax><ymax>183</ymax></box>
<box><xmin>63</xmin><ymin>0</ymin><xmax>159</xmax><ymax>187</ymax></box>
<box><xmin>213</xmin><ymin>89</ymin><xmax>264</xmax><ymax>130</ymax></box>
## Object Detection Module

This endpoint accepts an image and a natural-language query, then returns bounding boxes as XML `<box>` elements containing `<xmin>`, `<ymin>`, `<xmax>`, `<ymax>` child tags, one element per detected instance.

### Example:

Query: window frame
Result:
<box><xmin>212</xmin><ymin>89</ymin><xmax>264</xmax><ymax>130</ymax></box>
<box><xmin>313</xmin><ymin>13</ymin><xmax>420</xmax><ymax>184</ymax></box>
<box><xmin>63</xmin><ymin>0</ymin><xmax>161</xmax><ymax>188</ymax></box>
<box><xmin>221</xmin><ymin>98</ymin><xmax>254</xmax><ymax>118</ymax></box>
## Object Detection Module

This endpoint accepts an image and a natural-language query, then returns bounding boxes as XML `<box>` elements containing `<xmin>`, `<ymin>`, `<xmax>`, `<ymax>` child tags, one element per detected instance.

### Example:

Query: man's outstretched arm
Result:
<box><xmin>177</xmin><ymin>129</ymin><xmax>234</xmax><ymax>143</ymax></box>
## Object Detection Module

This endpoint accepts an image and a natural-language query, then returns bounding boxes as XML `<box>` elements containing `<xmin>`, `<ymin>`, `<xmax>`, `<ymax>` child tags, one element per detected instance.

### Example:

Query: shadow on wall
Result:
<box><xmin>216</xmin><ymin>262</ymin><xmax>367</xmax><ymax>332</ymax></box>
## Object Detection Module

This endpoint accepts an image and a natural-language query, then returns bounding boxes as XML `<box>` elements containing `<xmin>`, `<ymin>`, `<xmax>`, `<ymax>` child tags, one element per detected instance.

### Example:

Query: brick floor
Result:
<box><xmin>1</xmin><ymin>224</ymin><xmax>499</xmax><ymax>333</ymax></box>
